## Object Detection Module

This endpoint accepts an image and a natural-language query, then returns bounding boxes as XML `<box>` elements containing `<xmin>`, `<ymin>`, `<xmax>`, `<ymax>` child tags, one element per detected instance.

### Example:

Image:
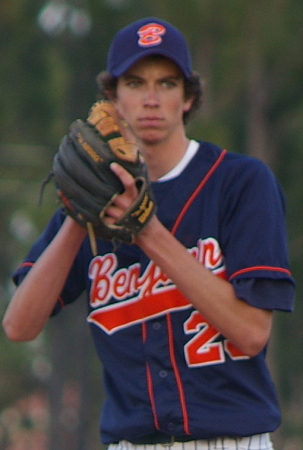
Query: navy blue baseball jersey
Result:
<box><xmin>13</xmin><ymin>141</ymin><xmax>295</xmax><ymax>443</ymax></box>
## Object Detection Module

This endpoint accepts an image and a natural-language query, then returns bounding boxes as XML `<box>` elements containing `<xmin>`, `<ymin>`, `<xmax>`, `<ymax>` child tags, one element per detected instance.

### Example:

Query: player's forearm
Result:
<box><xmin>135</xmin><ymin>217</ymin><xmax>272</xmax><ymax>357</ymax></box>
<box><xmin>2</xmin><ymin>217</ymin><xmax>87</xmax><ymax>342</ymax></box>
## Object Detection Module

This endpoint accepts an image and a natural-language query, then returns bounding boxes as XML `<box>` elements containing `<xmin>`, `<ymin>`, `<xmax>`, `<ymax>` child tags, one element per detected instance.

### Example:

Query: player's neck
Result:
<box><xmin>140</xmin><ymin>132</ymin><xmax>190</xmax><ymax>181</ymax></box>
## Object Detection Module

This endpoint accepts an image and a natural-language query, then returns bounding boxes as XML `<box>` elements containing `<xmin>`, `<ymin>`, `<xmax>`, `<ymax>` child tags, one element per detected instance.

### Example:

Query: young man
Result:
<box><xmin>3</xmin><ymin>17</ymin><xmax>295</xmax><ymax>450</ymax></box>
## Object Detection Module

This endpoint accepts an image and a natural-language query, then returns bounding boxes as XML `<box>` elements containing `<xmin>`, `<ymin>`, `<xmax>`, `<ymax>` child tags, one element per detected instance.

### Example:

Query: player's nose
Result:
<box><xmin>143</xmin><ymin>86</ymin><xmax>160</xmax><ymax>107</ymax></box>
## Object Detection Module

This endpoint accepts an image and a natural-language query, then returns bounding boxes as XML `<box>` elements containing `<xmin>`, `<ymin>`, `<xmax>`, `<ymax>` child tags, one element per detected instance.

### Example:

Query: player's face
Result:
<box><xmin>113</xmin><ymin>56</ymin><xmax>193</xmax><ymax>146</ymax></box>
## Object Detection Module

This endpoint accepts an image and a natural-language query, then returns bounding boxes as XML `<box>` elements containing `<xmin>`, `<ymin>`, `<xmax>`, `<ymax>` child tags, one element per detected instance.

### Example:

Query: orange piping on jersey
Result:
<box><xmin>171</xmin><ymin>149</ymin><xmax>227</xmax><ymax>235</ymax></box>
<box><xmin>165</xmin><ymin>148</ymin><xmax>227</xmax><ymax>434</ymax></box>
<box><xmin>142</xmin><ymin>320</ymin><xmax>147</xmax><ymax>342</ymax></box>
<box><xmin>141</xmin><ymin>149</ymin><xmax>228</xmax><ymax>435</ymax></box>
<box><xmin>145</xmin><ymin>361</ymin><xmax>161</xmax><ymax>430</ymax></box>
<box><xmin>20</xmin><ymin>262</ymin><xmax>34</xmax><ymax>268</ymax></box>
<box><xmin>166</xmin><ymin>313</ymin><xmax>191</xmax><ymax>435</ymax></box>
<box><xmin>143</xmin><ymin>321</ymin><xmax>161</xmax><ymax>430</ymax></box>
<box><xmin>229</xmin><ymin>266</ymin><xmax>291</xmax><ymax>281</ymax></box>
<box><xmin>57</xmin><ymin>296</ymin><xmax>65</xmax><ymax>309</ymax></box>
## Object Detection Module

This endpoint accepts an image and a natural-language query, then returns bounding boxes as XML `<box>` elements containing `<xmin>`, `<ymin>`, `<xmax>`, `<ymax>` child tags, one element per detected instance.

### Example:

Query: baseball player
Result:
<box><xmin>3</xmin><ymin>17</ymin><xmax>295</xmax><ymax>450</ymax></box>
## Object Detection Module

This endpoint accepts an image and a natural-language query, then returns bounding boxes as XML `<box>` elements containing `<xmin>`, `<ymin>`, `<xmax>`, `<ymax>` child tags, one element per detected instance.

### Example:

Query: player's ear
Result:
<box><xmin>183</xmin><ymin>96</ymin><xmax>194</xmax><ymax>113</ymax></box>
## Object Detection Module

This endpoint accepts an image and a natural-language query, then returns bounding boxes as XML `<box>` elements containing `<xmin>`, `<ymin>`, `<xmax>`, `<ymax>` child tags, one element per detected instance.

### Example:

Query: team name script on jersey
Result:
<box><xmin>87</xmin><ymin>237</ymin><xmax>226</xmax><ymax>335</ymax></box>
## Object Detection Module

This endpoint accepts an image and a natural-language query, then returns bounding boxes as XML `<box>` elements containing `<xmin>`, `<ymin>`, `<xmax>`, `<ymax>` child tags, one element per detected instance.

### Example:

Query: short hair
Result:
<box><xmin>95</xmin><ymin>70</ymin><xmax>203</xmax><ymax>125</ymax></box>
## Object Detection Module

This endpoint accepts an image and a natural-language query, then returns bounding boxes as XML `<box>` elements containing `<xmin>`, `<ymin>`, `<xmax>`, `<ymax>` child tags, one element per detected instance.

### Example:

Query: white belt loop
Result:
<box><xmin>108</xmin><ymin>434</ymin><xmax>274</xmax><ymax>450</ymax></box>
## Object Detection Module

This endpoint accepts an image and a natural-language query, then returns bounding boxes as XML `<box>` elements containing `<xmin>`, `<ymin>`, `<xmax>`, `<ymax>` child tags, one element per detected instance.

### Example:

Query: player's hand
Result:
<box><xmin>102</xmin><ymin>162</ymin><xmax>139</xmax><ymax>225</ymax></box>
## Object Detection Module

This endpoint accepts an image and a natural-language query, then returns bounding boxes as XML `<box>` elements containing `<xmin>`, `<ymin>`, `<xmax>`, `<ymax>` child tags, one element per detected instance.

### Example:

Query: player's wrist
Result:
<box><xmin>64</xmin><ymin>216</ymin><xmax>88</xmax><ymax>239</ymax></box>
<box><xmin>134</xmin><ymin>215</ymin><xmax>162</xmax><ymax>246</ymax></box>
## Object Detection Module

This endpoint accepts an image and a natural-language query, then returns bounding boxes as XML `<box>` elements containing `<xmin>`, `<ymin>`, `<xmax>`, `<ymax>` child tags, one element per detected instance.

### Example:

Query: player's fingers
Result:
<box><xmin>103</xmin><ymin>204</ymin><xmax>123</xmax><ymax>224</ymax></box>
<box><xmin>103</xmin><ymin>192</ymin><xmax>134</xmax><ymax>224</ymax></box>
<box><xmin>102</xmin><ymin>163</ymin><xmax>139</xmax><ymax>225</ymax></box>
<box><xmin>110</xmin><ymin>163</ymin><xmax>138</xmax><ymax>199</ymax></box>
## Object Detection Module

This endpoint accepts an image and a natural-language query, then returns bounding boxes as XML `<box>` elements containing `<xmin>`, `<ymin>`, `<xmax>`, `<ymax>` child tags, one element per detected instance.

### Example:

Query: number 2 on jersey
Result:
<box><xmin>184</xmin><ymin>310</ymin><xmax>249</xmax><ymax>367</ymax></box>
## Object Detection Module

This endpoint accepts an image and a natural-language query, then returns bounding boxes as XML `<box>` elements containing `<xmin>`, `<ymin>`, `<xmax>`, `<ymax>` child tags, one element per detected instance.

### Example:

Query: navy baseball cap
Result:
<box><xmin>107</xmin><ymin>17</ymin><xmax>192</xmax><ymax>79</ymax></box>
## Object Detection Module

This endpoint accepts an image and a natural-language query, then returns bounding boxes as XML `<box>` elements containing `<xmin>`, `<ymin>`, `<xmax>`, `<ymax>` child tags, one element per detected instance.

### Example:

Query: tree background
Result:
<box><xmin>0</xmin><ymin>0</ymin><xmax>302</xmax><ymax>449</ymax></box>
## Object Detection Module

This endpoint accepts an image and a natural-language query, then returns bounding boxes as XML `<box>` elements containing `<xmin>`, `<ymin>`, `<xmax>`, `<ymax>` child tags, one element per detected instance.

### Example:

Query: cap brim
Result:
<box><xmin>110</xmin><ymin>48</ymin><xmax>191</xmax><ymax>79</ymax></box>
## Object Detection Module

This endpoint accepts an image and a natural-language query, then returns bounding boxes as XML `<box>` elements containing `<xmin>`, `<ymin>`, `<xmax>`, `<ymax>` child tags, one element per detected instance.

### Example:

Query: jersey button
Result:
<box><xmin>159</xmin><ymin>370</ymin><xmax>167</xmax><ymax>378</ymax></box>
<box><xmin>152</xmin><ymin>322</ymin><xmax>161</xmax><ymax>330</ymax></box>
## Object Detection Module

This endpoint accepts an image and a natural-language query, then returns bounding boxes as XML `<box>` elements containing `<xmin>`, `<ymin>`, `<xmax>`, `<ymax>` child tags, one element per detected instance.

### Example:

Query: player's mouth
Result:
<box><xmin>138</xmin><ymin>117</ymin><xmax>164</xmax><ymax>128</ymax></box>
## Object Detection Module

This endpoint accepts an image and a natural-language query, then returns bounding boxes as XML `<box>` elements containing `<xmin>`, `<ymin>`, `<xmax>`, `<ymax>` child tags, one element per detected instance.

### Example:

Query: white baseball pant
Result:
<box><xmin>108</xmin><ymin>433</ymin><xmax>273</xmax><ymax>450</ymax></box>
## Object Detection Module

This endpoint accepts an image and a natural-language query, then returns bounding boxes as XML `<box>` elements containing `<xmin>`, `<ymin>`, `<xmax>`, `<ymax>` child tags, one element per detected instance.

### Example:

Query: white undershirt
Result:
<box><xmin>157</xmin><ymin>140</ymin><xmax>199</xmax><ymax>182</ymax></box>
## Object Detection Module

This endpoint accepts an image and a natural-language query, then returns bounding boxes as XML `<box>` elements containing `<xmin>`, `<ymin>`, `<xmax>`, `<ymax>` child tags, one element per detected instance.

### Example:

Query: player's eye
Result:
<box><xmin>126</xmin><ymin>79</ymin><xmax>142</xmax><ymax>88</ymax></box>
<box><xmin>161</xmin><ymin>80</ymin><xmax>177</xmax><ymax>88</ymax></box>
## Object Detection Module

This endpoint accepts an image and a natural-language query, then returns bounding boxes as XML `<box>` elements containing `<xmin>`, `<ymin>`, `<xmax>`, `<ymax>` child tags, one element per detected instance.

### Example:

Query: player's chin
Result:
<box><xmin>138</xmin><ymin>129</ymin><xmax>166</xmax><ymax>145</ymax></box>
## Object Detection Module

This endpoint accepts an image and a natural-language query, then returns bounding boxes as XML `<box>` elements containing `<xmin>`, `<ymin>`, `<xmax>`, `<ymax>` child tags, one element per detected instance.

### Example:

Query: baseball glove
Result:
<box><xmin>52</xmin><ymin>100</ymin><xmax>156</xmax><ymax>252</ymax></box>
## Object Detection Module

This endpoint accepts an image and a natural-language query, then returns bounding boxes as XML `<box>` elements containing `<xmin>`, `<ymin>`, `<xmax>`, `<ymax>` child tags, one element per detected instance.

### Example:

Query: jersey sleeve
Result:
<box><xmin>219</xmin><ymin>155</ymin><xmax>295</xmax><ymax>311</ymax></box>
<box><xmin>12</xmin><ymin>208</ymin><xmax>86</xmax><ymax>315</ymax></box>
